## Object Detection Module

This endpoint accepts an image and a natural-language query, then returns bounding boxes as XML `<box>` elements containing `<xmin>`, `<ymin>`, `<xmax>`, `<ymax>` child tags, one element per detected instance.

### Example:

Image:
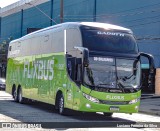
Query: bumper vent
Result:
<box><xmin>100</xmin><ymin>100</ymin><xmax>129</xmax><ymax>105</ymax></box>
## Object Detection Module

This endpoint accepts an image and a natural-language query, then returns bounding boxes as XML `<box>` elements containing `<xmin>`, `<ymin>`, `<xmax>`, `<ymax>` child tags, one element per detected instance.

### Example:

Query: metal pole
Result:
<box><xmin>60</xmin><ymin>0</ymin><xmax>64</xmax><ymax>23</ymax></box>
<box><xmin>50</xmin><ymin>0</ymin><xmax>54</xmax><ymax>25</ymax></box>
<box><xmin>93</xmin><ymin>0</ymin><xmax>97</xmax><ymax>22</ymax></box>
<box><xmin>0</xmin><ymin>7</ymin><xmax>1</xmax><ymax>40</ymax></box>
<box><xmin>0</xmin><ymin>17</ymin><xmax>1</xmax><ymax>39</ymax></box>
<box><xmin>21</xmin><ymin>9</ymin><xmax>23</xmax><ymax>37</ymax></box>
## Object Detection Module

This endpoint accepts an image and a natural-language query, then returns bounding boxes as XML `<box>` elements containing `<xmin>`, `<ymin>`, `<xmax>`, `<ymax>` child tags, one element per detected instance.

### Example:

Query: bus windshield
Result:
<box><xmin>80</xmin><ymin>26</ymin><xmax>138</xmax><ymax>54</ymax></box>
<box><xmin>84</xmin><ymin>57</ymin><xmax>141</xmax><ymax>89</ymax></box>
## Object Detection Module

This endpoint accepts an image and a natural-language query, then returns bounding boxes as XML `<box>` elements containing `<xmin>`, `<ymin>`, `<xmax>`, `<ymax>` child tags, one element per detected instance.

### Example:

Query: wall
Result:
<box><xmin>96</xmin><ymin>0</ymin><xmax>160</xmax><ymax>67</ymax></box>
<box><xmin>22</xmin><ymin>1</ymin><xmax>51</xmax><ymax>36</ymax></box>
<box><xmin>1</xmin><ymin>12</ymin><xmax>21</xmax><ymax>41</ymax></box>
<box><xmin>0</xmin><ymin>0</ymin><xmax>160</xmax><ymax>67</ymax></box>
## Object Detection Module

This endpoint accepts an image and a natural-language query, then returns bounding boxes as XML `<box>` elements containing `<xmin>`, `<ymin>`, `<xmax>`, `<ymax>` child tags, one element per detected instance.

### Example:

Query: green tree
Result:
<box><xmin>0</xmin><ymin>36</ymin><xmax>13</xmax><ymax>63</ymax></box>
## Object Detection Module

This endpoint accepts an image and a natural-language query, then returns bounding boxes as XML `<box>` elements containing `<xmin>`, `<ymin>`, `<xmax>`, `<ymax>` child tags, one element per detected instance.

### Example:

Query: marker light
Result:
<box><xmin>86</xmin><ymin>103</ymin><xmax>91</xmax><ymax>108</ymax></box>
<box><xmin>135</xmin><ymin>106</ymin><xmax>139</xmax><ymax>110</ymax></box>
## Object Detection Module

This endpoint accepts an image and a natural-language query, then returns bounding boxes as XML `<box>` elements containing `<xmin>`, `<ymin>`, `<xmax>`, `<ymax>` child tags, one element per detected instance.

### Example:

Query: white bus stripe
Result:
<box><xmin>64</xmin><ymin>29</ymin><xmax>66</xmax><ymax>54</ymax></box>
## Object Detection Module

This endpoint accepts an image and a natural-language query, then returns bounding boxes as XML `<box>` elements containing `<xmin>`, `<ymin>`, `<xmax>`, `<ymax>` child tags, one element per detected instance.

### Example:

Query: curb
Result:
<box><xmin>139</xmin><ymin>110</ymin><xmax>160</xmax><ymax>117</ymax></box>
<box><xmin>141</xmin><ymin>96</ymin><xmax>160</xmax><ymax>99</ymax></box>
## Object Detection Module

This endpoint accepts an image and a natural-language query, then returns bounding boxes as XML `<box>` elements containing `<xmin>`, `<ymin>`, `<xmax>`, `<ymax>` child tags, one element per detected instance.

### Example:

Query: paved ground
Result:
<box><xmin>140</xmin><ymin>94</ymin><xmax>160</xmax><ymax>116</ymax></box>
<box><xmin>0</xmin><ymin>91</ymin><xmax>160</xmax><ymax>131</ymax></box>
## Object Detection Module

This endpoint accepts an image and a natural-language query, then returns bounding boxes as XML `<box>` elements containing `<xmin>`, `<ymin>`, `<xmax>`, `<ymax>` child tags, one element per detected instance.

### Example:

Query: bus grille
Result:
<box><xmin>100</xmin><ymin>100</ymin><xmax>129</xmax><ymax>105</ymax></box>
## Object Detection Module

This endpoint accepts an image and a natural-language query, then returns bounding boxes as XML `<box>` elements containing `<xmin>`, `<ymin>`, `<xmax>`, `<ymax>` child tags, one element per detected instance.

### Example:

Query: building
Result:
<box><xmin>0</xmin><ymin>0</ymin><xmax>160</xmax><ymax>91</ymax></box>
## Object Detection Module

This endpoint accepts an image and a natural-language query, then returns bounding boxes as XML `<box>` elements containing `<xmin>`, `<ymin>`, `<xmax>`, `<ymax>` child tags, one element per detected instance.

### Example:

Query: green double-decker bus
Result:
<box><xmin>6</xmin><ymin>22</ymin><xmax>154</xmax><ymax>116</ymax></box>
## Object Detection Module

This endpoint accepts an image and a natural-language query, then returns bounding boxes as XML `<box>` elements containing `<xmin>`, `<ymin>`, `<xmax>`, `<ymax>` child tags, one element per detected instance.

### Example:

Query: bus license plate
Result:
<box><xmin>109</xmin><ymin>106</ymin><xmax>119</xmax><ymax>111</ymax></box>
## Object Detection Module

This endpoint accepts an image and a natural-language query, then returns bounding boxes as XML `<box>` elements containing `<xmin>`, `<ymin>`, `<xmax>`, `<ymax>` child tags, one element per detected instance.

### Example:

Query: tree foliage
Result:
<box><xmin>0</xmin><ymin>37</ymin><xmax>13</xmax><ymax>63</ymax></box>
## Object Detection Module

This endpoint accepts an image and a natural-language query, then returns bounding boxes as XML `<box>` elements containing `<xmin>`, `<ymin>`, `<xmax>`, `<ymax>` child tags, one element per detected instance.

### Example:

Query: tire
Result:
<box><xmin>58</xmin><ymin>94</ymin><xmax>66</xmax><ymax>115</ymax></box>
<box><xmin>12</xmin><ymin>87</ymin><xmax>18</xmax><ymax>102</ymax></box>
<box><xmin>103</xmin><ymin>113</ymin><xmax>113</xmax><ymax>117</ymax></box>
<box><xmin>17</xmin><ymin>88</ymin><xmax>23</xmax><ymax>104</ymax></box>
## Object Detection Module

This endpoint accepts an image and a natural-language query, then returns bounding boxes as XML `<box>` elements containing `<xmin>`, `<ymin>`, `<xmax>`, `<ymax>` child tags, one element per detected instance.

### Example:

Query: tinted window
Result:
<box><xmin>83</xmin><ymin>57</ymin><xmax>141</xmax><ymax>89</ymax></box>
<box><xmin>80</xmin><ymin>26</ymin><xmax>138</xmax><ymax>54</ymax></box>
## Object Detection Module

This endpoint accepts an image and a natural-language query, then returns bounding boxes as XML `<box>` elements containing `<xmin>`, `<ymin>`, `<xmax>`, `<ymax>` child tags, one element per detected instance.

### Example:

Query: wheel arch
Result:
<box><xmin>12</xmin><ymin>84</ymin><xmax>16</xmax><ymax>96</ymax></box>
<box><xmin>17</xmin><ymin>84</ymin><xmax>22</xmax><ymax>94</ymax></box>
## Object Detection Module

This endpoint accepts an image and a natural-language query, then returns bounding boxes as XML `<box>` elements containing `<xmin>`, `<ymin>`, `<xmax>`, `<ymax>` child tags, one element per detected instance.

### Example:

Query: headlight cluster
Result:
<box><xmin>83</xmin><ymin>93</ymin><xmax>99</xmax><ymax>103</ymax></box>
<box><xmin>129</xmin><ymin>98</ymin><xmax>140</xmax><ymax>104</ymax></box>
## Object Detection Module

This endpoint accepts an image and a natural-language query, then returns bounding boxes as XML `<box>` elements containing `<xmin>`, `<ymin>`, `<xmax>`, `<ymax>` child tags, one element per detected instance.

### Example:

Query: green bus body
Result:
<box><xmin>6</xmin><ymin>22</ymin><xmax>142</xmax><ymax>114</ymax></box>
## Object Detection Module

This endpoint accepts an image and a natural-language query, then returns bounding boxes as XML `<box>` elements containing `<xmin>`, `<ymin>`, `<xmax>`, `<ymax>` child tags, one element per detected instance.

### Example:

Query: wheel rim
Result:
<box><xmin>59</xmin><ymin>96</ymin><xmax>64</xmax><ymax>114</ymax></box>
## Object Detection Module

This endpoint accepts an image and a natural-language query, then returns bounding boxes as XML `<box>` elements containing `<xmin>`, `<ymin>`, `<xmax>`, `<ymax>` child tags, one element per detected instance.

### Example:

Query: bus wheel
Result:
<box><xmin>12</xmin><ymin>86</ymin><xmax>18</xmax><ymax>102</ymax></box>
<box><xmin>103</xmin><ymin>113</ymin><xmax>113</xmax><ymax>117</ymax></box>
<box><xmin>58</xmin><ymin>94</ymin><xmax>66</xmax><ymax>115</ymax></box>
<box><xmin>17</xmin><ymin>88</ymin><xmax>23</xmax><ymax>104</ymax></box>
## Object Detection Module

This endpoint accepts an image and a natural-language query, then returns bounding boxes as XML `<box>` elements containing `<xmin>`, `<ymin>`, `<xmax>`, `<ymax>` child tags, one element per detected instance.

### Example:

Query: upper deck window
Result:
<box><xmin>80</xmin><ymin>26</ymin><xmax>138</xmax><ymax>54</ymax></box>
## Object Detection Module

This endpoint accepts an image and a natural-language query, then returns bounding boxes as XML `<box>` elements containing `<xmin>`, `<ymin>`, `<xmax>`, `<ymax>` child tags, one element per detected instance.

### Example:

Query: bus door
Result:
<box><xmin>73</xmin><ymin>57</ymin><xmax>82</xmax><ymax>109</ymax></box>
<box><xmin>66</xmin><ymin>56</ymin><xmax>76</xmax><ymax>108</ymax></box>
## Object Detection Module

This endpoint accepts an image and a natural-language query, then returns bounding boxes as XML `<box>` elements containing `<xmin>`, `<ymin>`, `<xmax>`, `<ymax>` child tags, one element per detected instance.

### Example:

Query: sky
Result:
<box><xmin>0</xmin><ymin>0</ymin><xmax>19</xmax><ymax>8</ymax></box>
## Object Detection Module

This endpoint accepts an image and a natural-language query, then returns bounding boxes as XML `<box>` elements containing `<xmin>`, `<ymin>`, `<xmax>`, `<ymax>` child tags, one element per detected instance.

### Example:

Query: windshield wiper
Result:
<box><xmin>117</xmin><ymin>82</ymin><xmax>125</xmax><ymax>88</ymax></box>
<box><xmin>96</xmin><ymin>83</ymin><xmax>110</xmax><ymax>86</ymax></box>
<box><xmin>96</xmin><ymin>83</ymin><xmax>115</xmax><ymax>88</ymax></box>
<box><xmin>122</xmin><ymin>74</ymin><xmax>136</xmax><ymax>81</ymax></box>
<box><xmin>117</xmin><ymin>77</ymin><xmax>137</xmax><ymax>90</ymax></box>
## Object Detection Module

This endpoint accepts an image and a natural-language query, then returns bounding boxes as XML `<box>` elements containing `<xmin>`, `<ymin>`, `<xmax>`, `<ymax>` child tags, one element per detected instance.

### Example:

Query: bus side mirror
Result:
<box><xmin>133</xmin><ymin>59</ymin><xmax>138</xmax><ymax>76</ymax></box>
<box><xmin>83</xmin><ymin>48</ymin><xmax>89</xmax><ymax>67</ymax></box>
<box><xmin>140</xmin><ymin>52</ymin><xmax>155</xmax><ymax>73</ymax></box>
<box><xmin>140</xmin><ymin>52</ymin><xmax>155</xmax><ymax>89</ymax></box>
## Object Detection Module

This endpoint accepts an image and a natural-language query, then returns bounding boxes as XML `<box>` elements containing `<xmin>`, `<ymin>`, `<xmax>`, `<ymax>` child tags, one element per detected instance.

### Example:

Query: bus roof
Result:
<box><xmin>80</xmin><ymin>22</ymin><xmax>132</xmax><ymax>32</ymax></box>
<box><xmin>10</xmin><ymin>22</ymin><xmax>132</xmax><ymax>44</ymax></box>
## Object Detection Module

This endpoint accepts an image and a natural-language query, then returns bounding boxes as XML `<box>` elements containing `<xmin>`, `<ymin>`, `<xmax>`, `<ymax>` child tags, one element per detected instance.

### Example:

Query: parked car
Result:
<box><xmin>0</xmin><ymin>78</ymin><xmax>6</xmax><ymax>90</ymax></box>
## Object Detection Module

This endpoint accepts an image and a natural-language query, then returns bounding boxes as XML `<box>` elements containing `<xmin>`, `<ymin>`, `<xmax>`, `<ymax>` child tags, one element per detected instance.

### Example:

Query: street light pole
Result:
<box><xmin>60</xmin><ymin>0</ymin><xmax>64</xmax><ymax>23</ymax></box>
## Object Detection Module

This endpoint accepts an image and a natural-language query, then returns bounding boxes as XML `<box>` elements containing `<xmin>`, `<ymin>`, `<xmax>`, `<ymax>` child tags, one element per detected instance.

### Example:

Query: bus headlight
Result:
<box><xmin>129</xmin><ymin>98</ymin><xmax>140</xmax><ymax>104</ymax></box>
<box><xmin>83</xmin><ymin>93</ymin><xmax>99</xmax><ymax>103</ymax></box>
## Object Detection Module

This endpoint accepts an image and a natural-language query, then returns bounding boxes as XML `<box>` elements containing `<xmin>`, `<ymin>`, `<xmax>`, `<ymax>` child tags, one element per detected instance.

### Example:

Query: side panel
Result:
<box><xmin>6</xmin><ymin>26</ymin><xmax>83</xmax><ymax>110</ymax></box>
<box><xmin>6</xmin><ymin>54</ymin><xmax>141</xmax><ymax>114</ymax></box>
<box><xmin>6</xmin><ymin>53</ymin><xmax>68</xmax><ymax>105</ymax></box>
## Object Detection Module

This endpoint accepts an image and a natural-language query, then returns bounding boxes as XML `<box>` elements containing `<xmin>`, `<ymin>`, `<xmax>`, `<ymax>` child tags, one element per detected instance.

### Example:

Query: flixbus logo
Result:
<box><xmin>23</xmin><ymin>59</ymin><xmax>54</xmax><ymax>80</ymax></box>
<box><xmin>106</xmin><ymin>95</ymin><xmax>125</xmax><ymax>100</ymax></box>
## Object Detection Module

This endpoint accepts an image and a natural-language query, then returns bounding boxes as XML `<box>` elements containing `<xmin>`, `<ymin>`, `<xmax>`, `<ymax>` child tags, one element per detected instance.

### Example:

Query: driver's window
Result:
<box><xmin>67</xmin><ymin>57</ymin><xmax>76</xmax><ymax>80</ymax></box>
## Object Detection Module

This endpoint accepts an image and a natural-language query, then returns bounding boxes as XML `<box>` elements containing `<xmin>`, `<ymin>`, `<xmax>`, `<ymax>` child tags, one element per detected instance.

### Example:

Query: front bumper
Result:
<box><xmin>77</xmin><ymin>89</ymin><xmax>141</xmax><ymax>113</ymax></box>
<box><xmin>79</xmin><ymin>96</ymin><xmax>140</xmax><ymax>113</ymax></box>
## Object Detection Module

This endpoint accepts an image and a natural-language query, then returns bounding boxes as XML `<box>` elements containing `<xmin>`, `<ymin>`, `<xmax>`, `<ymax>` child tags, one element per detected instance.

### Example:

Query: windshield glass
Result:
<box><xmin>80</xmin><ymin>26</ymin><xmax>138</xmax><ymax>54</ymax></box>
<box><xmin>84</xmin><ymin>57</ymin><xmax>141</xmax><ymax>89</ymax></box>
<box><xmin>116</xmin><ymin>59</ymin><xmax>141</xmax><ymax>88</ymax></box>
<box><xmin>84</xmin><ymin>57</ymin><xmax>116</xmax><ymax>88</ymax></box>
